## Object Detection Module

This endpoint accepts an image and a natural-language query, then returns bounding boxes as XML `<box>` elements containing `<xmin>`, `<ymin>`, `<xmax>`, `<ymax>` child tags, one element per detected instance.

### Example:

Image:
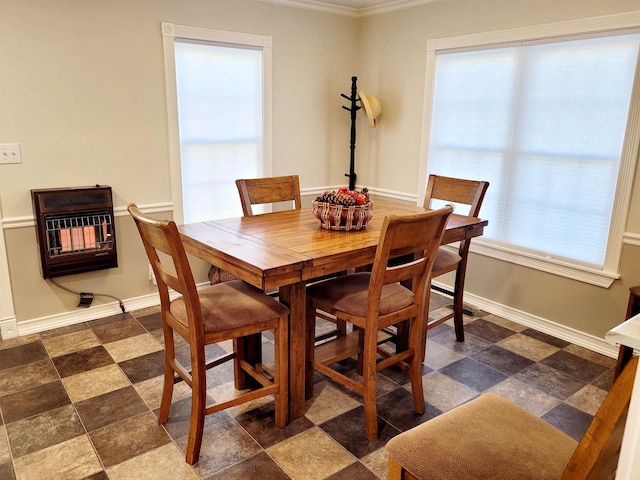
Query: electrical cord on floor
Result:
<box><xmin>48</xmin><ymin>278</ymin><xmax>126</xmax><ymax>313</ymax></box>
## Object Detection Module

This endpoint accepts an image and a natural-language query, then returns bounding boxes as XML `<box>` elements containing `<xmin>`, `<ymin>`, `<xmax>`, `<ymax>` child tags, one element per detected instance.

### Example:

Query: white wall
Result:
<box><xmin>354</xmin><ymin>0</ymin><xmax>640</xmax><ymax>341</ymax></box>
<box><xmin>0</xmin><ymin>0</ymin><xmax>357</xmax><ymax>326</ymax></box>
<box><xmin>1</xmin><ymin>0</ymin><xmax>640</xmax><ymax>346</ymax></box>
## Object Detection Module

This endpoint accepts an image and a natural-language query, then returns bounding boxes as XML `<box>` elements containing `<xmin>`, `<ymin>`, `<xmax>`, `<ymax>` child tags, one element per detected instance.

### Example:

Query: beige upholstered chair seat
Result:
<box><xmin>170</xmin><ymin>281</ymin><xmax>290</xmax><ymax>334</ymax></box>
<box><xmin>387</xmin><ymin>356</ymin><xmax>638</xmax><ymax>480</ymax></box>
<box><xmin>386</xmin><ymin>393</ymin><xmax>576</xmax><ymax>480</ymax></box>
<box><xmin>307</xmin><ymin>272</ymin><xmax>415</xmax><ymax>317</ymax></box>
<box><xmin>432</xmin><ymin>247</ymin><xmax>462</xmax><ymax>275</ymax></box>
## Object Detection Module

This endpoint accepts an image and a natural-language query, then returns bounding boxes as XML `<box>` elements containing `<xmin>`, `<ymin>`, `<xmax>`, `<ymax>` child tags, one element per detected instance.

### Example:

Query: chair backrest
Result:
<box><xmin>423</xmin><ymin>174</ymin><xmax>489</xmax><ymax>218</ymax></box>
<box><xmin>128</xmin><ymin>204</ymin><xmax>202</xmax><ymax>337</ymax></box>
<box><xmin>561</xmin><ymin>354</ymin><xmax>638</xmax><ymax>479</ymax></box>
<box><xmin>235</xmin><ymin>175</ymin><xmax>302</xmax><ymax>217</ymax></box>
<box><xmin>368</xmin><ymin>206</ymin><xmax>453</xmax><ymax>325</ymax></box>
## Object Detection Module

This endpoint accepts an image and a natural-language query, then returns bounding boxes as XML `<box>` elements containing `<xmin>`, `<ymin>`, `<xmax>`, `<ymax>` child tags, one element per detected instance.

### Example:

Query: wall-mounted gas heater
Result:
<box><xmin>31</xmin><ymin>186</ymin><xmax>118</xmax><ymax>278</ymax></box>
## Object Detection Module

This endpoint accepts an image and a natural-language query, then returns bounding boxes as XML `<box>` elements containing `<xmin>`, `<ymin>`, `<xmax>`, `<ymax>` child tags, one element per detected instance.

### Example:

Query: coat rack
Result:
<box><xmin>341</xmin><ymin>76</ymin><xmax>360</xmax><ymax>191</ymax></box>
<box><xmin>341</xmin><ymin>76</ymin><xmax>381</xmax><ymax>191</ymax></box>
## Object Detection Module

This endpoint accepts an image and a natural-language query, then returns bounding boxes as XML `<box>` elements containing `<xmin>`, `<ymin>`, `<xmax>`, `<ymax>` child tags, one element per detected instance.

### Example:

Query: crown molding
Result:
<box><xmin>258</xmin><ymin>0</ymin><xmax>437</xmax><ymax>17</ymax></box>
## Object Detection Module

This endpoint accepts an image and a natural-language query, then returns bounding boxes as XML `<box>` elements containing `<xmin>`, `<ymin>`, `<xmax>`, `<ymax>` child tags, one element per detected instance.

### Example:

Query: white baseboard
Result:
<box><xmin>10</xmin><ymin>281</ymin><xmax>620</xmax><ymax>359</ymax></box>
<box><xmin>434</xmin><ymin>282</ymin><xmax>619</xmax><ymax>359</ymax></box>
<box><xmin>13</xmin><ymin>285</ymin><xmax>192</xmax><ymax>337</ymax></box>
<box><xmin>15</xmin><ymin>293</ymin><xmax>163</xmax><ymax>337</ymax></box>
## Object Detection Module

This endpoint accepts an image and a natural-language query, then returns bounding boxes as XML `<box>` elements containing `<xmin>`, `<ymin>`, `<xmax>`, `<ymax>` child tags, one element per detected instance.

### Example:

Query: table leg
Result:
<box><xmin>278</xmin><ymin>282</ymin><xmax>307</xmax><ymax>420</ymax></box>
<box><xmin>615</xmin><ymin>344</ymin><xmax>635</xmax><ymax>379</ymax></box>
<box><xmin>449</xmin><ymin>239</ymin><xmax>474</xmax><ymax>342</ymax></box>
<box><xmin>615</xmin><ymin>285</ymin><xmax>640</xmax><ymax>379</ymax></box>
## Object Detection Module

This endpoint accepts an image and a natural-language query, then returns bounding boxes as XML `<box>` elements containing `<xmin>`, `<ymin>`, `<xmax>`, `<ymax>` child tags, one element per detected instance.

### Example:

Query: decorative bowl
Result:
<box><xmin>312</xmin><ymin>200</ymin><xmax>374</xmax><ymax>231</ymax></box>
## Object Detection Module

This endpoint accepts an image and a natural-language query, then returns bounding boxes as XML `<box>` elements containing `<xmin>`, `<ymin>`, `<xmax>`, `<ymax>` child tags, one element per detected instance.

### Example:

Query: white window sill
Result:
<box><xmin>468</xmin><ymin>240</ymin><xmax>619</xmax><ymax>288</ymax></box>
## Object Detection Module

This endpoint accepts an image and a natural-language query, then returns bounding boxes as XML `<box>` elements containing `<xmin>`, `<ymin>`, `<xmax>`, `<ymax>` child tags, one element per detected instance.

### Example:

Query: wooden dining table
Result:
<box><xmin>178</xmin><ymin>197</ymin><xmax>488</xmax><ymax>420</ymax></box>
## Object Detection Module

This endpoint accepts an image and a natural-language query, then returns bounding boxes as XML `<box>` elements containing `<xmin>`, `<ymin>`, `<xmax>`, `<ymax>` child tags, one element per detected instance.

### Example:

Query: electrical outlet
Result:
<box><xmin>0</xmin><ymin>143</ymin><xmax>21</xmax><ymax>164</ymax></box>
<box><xmin>148</xmin><ymin>264</ymin><xmax>157</xmax><ymax>285</ymax></box>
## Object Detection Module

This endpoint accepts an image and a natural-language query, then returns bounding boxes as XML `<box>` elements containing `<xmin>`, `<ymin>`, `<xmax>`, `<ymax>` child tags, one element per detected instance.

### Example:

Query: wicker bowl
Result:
<box><xmin>312</xmin><ymin>200</ymin><xmax>374</xmax><ymax>231</ymax></box>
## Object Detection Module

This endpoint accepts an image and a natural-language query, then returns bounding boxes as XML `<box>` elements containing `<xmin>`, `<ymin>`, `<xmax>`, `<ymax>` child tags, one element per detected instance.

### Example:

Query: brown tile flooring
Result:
<box><xmin>0</xmin><ymin>295</ymin><xmax>617</xmax><ymax>479</ymax></box>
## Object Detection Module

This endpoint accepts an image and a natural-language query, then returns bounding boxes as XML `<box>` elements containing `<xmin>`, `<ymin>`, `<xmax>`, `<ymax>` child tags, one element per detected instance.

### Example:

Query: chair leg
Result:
<box><xmin>314</xmin><ymin>311</ymin><xmax>347</xmax><ymax>342</ymax></box>
<box><xmin>452</xmin><ymin>244</ymin><xmax>471</xmax><ymax>342</ymax></box>
<box><xmin>420</xmin><ymin>287</ymin><xmax>433</xmax><ymax>362</ymax></box>
<box><xmin>274</xmin><ymin>318</ymin><xmax>289</xmax><ymax>428</ymax></box>
<box><xmin>388</xmin><ymin>456</ymin><xmax>417</xmax><ymax>480</ymax></box>
<box><xmin>336</xmin><ymin>319</ymin><xmax>347</xmax><ymax>337</ymax></box>
<box><xmin>158</xmin><ymin>366</ymin><xmax>174</xmax><ymax>425</ymax></box>
<box><xmin>305</xmin><ymin>300</ymin><xmax>317</xmax><ymax>400</ymax></box>
<box><xmin>234</xmin><ymin>334</ymin><xmax>262</xmax><ymax>390</ymax></box>
<box><xmin>408</xmin><ymin>317</ymin><xmax>426</xmax><ymax>415</ymax></box>
<box><xmin>356</xmin><ymin>327</ymin><xmax>364</xmax><ymax>375</ymax></box>
<box><xmin>363</xmin><ymin>329</ymin><xmax>379</xmax><ymax>442</ymax></box>
<box><xmin>158</xmin><ymin>326</ymin><xmax>176</xmax><ymax>425</ymax></box>
<box><xmin>185</xmin><ymin>365</ymin><xmax>207</xmax><ymax>465</ymax></box>
<box><xmin>451</xmin><ymin>278</ymin><xmax>465</xmax><ymax>342</ymax></box>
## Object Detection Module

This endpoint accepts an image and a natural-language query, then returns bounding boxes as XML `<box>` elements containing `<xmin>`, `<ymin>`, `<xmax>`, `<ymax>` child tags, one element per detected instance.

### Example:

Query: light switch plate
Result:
<box><xmin>0</xmin><ymin>143</ymin><xmax>22</xmax><ymax>164</ymax></box>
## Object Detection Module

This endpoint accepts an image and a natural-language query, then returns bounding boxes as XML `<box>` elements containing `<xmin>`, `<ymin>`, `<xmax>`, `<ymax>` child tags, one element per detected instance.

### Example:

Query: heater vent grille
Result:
<box><xmin>44</xmin><ymin>212</ymin><xmax>114</xmax><ymax>257</ymax></box>
<box><xmin>42</xmin><ymin>193</ymin><xmax>110</xmax><ymax>210</ymax></box>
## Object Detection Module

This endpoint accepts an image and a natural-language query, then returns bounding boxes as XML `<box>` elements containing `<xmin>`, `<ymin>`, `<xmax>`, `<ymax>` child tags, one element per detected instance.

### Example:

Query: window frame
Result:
<box><xmin>161</xmin><ymin>22</ymin><xmax>273</xmax><ymax>224</ymax></box>
<box><xmin>418</xmin><ymin>11</ymin><xmax>640</xmax><ymax>288</ymax></box>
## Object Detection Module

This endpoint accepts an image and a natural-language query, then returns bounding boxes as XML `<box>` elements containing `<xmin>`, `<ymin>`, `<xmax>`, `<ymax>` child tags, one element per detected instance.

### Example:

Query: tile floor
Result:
<box><xmin>0</xmin><ymin>295</ymin><xmax>617</xmax><ymax>479</ymax></box>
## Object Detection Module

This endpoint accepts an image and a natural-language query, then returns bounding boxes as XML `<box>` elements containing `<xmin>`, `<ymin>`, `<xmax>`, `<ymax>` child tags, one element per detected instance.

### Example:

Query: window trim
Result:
<box><xmin>418</xmin><ymin>11</ymin><xmax>640</xmax><ymax>288</ymax></box>
<box><xmin>161</xmin><ymin>22</ymin><xmax>273</xmax><ymax>224</ymax></box>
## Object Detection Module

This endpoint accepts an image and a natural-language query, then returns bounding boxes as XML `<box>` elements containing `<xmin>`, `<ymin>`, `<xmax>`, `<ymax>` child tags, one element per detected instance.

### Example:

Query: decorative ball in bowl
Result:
<box><xmin>312</xmin><ymin>187</ymin><xmax>373</xmax><ymax>231</ymax></box>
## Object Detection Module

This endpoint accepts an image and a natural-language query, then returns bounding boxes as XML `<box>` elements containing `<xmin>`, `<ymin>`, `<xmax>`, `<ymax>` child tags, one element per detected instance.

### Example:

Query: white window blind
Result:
<box><xmin>162</xmin><ymin>23</ymin><xmax>272</xmax><ymax>225</ymax></box>
<box><xmin>174</xmin><ymin>40</ymin><xmax>264</xmax><ymax>223</ymax></box>
<box><xmin>426</xmin><ymin>32</ymin><xmax>640</xmax><ymax>270</ymax></box>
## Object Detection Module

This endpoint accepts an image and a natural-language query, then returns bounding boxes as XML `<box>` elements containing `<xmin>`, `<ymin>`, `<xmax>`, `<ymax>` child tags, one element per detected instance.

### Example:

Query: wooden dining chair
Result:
<box><xmin>235</xmin><ymin>175</ymin><xmax>302</xmax><ymax>216</ymax></box>
<box><xmin>208</xmin><ymin>175</ymin><xmax>302</xmax><ymax>284</ymax></box>
<box><xmin>236</xmin><ymin>174</ymin><xmax>347</xmax><ymax>341</ymax></box>
<box><xmin>305</xmin><ymin>206</ymin><xmax>454</xmax><ymax>441</ymax></box>
<box><xmin>128</xmin><ymin>204</ymin><xmax>289</xmax><ymax>465</ymax></box>
<box><xmin>386</xmin><ymin>354</ymin><xmax>638</xmax><ymax>480</ymax></box>
<box><xmin>423</xmin><ymin>174</ymin><xmax>489</xmax><ymax>342</ymax></box>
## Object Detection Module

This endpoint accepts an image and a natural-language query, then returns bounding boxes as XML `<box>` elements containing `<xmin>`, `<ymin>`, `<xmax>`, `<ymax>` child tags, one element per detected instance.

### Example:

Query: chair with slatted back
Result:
<box><xmin>235</xmin><ymin>175</ymin><xmax>302</xmax><ymax>216</ymax></box>
<box><xmin>236</xmin><ymin>175</ymin><xmax>347</xmax><ymax>340</ymax></box>
<box><xmin>208</xmin><ymin>175</ymin><xmax>303</xmax><ymax>285</ymax></box>
<box><xmin>128</xmin><ymin>204</ymin><xmax>289</xmax><ymax>465</ymax></box>
<box><xmin>423</xmin><ymin>175</ymin><xmax>489</xmax><ymax>343</ymax></box>
<box><xmin>305</xmin><ymin>206</ymin><xmax>453</xmax><ymax>441</ymax></box>
<box><xmin>386</xmin><ymin>354</ymin><xmax>637</xmax><ymax>480</ymax></box>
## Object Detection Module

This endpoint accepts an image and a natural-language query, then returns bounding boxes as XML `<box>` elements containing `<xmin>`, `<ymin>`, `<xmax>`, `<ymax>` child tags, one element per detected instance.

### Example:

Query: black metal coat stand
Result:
<box><xmin>341</xmin><ymin>76</ymin><xmax>360</xmax><ymax>191</ymax></box>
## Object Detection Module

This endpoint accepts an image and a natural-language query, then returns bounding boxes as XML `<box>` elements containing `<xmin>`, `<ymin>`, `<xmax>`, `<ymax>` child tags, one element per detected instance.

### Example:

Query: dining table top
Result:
<box><xmin>178</xmin><ymin>197</ymin><xmax>488</xmax><ymax>291</ymax></box>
